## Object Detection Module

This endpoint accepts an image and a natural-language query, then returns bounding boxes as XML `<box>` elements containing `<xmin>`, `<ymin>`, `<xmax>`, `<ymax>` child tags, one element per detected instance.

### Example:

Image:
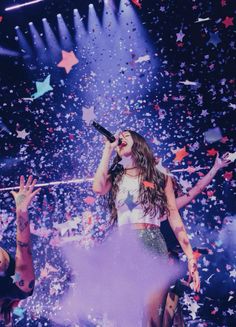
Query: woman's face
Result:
<box><xmin>116</xmin><ymin>131</ymin><xmax>134</xmax><ymax>157</ymax></box>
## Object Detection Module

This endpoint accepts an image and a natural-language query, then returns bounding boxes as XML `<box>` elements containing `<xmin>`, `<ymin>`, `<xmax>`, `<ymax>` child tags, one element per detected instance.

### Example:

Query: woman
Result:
<box><xmin>0</xmin><ymin>176</ymin><xmax>40</xmax><ymax>325</ymax></box>
<box><xmin>93</xmin><ymin>130</ymin><xmax>200</xmax><ymax>327</ymax></box>
<box><xmin>161</xmin><ymin>152</ymin><xmax>231</xmax><ymax>327</ymax></box>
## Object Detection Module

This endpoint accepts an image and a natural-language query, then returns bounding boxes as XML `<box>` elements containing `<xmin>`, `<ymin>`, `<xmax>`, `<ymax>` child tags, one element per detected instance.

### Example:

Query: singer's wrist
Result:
<box><xmin>103</xmin><ymin>144</ymin><xmax>114</xmax><ymax>154</ymax></box>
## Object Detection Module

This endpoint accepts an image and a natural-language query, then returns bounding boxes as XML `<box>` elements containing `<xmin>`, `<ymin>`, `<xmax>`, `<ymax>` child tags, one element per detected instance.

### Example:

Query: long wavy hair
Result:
<box><xmin>0</xmin><ymin>299</ymin><xmax>19</xmax><ymax>326</ymax></box>
<box><xmin>107</xmin><ymin>130</ymin><xmax>170</xmax><ymax>224</ymax></box>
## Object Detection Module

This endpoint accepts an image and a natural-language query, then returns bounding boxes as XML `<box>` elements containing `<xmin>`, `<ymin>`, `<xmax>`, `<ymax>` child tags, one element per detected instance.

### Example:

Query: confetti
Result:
<box><xmin>57</xmin><ymin>50</ymin><xmax>79</xmax><ymax>74</ymax></box>
<box><xmin>142</xmin><ymin>181</ymin><xmax>155</xmax><ymax>188</ymax></box>
<box><xmin>204</xmin><ymin>127</ymin><xmax>223</xmax><ymax>144</ymax></box>
<box><xmin>31</xmin><ymin>74</ymin><xmax>53</xmax><ymax>100</ymax></box>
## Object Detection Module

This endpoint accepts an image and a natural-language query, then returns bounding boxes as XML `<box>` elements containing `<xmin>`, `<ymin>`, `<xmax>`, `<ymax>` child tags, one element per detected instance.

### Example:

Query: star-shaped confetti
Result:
<box><xmin>57</xmin><ymin>50</ymin><xmax>79</xmax><ymax>74</ymax></box>
<box><xmin>176</xmin><ymin>30</ymin><xmax>185</xmax><ymax>42</ymax></box>
<box><xmin>223</xmin><ymin>171</ymin><xmax>233</xmax><ymax>181</ymax></box>
<box><xmin>207</xmin><ymin>148</ymin><xmax>218</xmax><ymax>156</ymax></box>
<box><xmin>11</xmin><ymin>272</ymin><xmax>21</xmax><ymax>283</ymax></box>
<box><xmin>222</xmin><ymin>16</ymin><xmax>234</xmax><ymax>28</ymax></box>
<box><xmin>207</xmin><ymin>32</ymin><xmax>221</xmax><ymax>47</ymax></box>
<box><xmin>16</xmin><ymin>129</ymin><xmax>29</xmax><ymax>139</ymax></box>
<box><xmin>173</xmin><ymin>146</ymin><xmax>189</xmax><ymax>162</ymax></box>
<box><xmin>31</xmin><ymin>75</ymin><xmax>53</xmax><ymax>100</ymax></box>
<box><xmin>143</xmin><ymin>181</ymin><xmax>155</xmax><ymax>189</ymax></box>
<box><xmin>13</xmin><ymin>307</ymin><xmax>25</xmax><ymax>321</ymax></box>
<box><xmin>82</xmin><ymin>106</ymin><xmax>96</xmax><ymax>125</ymax></box>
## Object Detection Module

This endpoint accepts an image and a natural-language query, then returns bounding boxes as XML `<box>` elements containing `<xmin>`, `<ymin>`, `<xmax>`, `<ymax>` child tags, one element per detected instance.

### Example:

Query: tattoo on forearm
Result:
<box><xmin>190</xmin><ymin>263</ymin><xmax>198</xmax><ymax>275</ymax></box>
<box><xmin>18</xmin><ymin>214</ymin><xmax>29</xmax><ymax>232</ymax></box>
<box><xmin>17</xmin><ymin>240</ymin><xmax>29</xmax><ymax>248</ymax></box>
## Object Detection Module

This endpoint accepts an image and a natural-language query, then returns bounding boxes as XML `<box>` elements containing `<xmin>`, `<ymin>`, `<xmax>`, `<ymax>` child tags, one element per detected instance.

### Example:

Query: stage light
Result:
<box><xmin>88</xmin><ymin>2</ymin><xmax>101</xmax><ymax>34</ymax></box>
<box><xmin>29</xmin><ymin>22</ymin><xmax>47</xmax><ymax>59</ymax></box>
<box><xmin>73</xmin><ymin>7</ymin><xmax>86</xmax><ymax>45</ymax></box>
<box><xmin>15</xmin><ymin>27</ymin><xmax>33</xmax><ymax>59</ymax></box>
<box><xmin>43</xmin><ymin>18</ymin><xmax>61</xmax><ymax>58</ymax></box>
<box><xmin>57</xmin><ymin>14</ymin><xmax>73</xmax><ymax>50</ymax></box>
<box><xmin>0</xmin><ymin>46</ymin><xmax>20</xmax><ymax>57</ymax></box>
<box><xmin>5</xmin><ymin>0</ymin><xmax>44</xmax><ymax>12</ymax></box>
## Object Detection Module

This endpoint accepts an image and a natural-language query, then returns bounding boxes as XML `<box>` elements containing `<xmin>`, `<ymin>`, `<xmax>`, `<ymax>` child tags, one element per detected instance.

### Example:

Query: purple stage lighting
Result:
<box><xmin>5</xmin><ymin>0</ymin><xmax>44</xmax><ymax>12</ymax></box>
<box><xmin>57</xmin><ymin>13</ymin><xmax>73</xmax><ymax>50</ymax></box>
<box><xmin>15</xmin><ymin>26</ymin><xmax>33</xmax><ymax>58</ymax></box>
<box><xmin>29</xmin><ymin>22</ymin><xmax>47</xmax><ymax>58</ymax></box>
<box><xmin>0</xmin><ymin>46</ymin><xmax>20</xmax><ymax>57</ymax></box>
<box><xmin>43</xmin><ymin>18</ymin><xmax>61</xmax><ymax>58</ymax></box>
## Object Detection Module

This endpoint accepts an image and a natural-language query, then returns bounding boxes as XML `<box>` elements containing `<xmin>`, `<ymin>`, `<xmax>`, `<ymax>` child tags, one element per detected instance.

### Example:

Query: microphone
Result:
<box><xmin>92</xmin><ymin>121</ymin><xmax>122</xmax><ymax>145</ymax></box>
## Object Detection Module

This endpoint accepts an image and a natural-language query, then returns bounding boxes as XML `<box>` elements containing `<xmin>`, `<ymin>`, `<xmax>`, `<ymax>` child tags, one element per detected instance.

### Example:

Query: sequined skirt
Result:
<box><xmin>137</xmin><ymin>227</ymin><xmax>169</xmax><ymax>257</ymax></box>
<box><xmin>119</xmin><ymin>224</ymin><xmax>169</xmax><ymax>258</ymax></box>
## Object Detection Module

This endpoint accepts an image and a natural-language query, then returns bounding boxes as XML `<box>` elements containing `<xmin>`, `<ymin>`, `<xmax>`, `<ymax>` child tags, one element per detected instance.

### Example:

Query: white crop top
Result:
<box><xmin>115</xmin><ymin>174</ymin><xmax>161</xmax><ymax>227</ymax></box>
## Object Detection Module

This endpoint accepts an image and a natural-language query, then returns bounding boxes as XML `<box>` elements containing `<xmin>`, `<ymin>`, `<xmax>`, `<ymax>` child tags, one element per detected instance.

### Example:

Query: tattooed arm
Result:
<box><xmin>176</xmin><ymin>152</ymin><xmax>231</xmax><ymax>209</ymax></box>
<box><xmin>11</xmin><ymin>176</ymin><xmax>41</xmax><ymax>293</ymax></box>
<box><xmin>164</xmin><ymin>176</ymin><xmax>200</xmax><ymax>292</ymax></box>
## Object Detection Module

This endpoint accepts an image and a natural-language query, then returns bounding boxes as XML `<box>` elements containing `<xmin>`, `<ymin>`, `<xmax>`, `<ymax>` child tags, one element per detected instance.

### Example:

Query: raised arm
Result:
<box><xmin>176</xmin><ymin>152</ymin><xmax>231</xmax><ymax>209</ymax></box>
<box><xmin>92</xmin><ymin>138</ymin><xmax>119</xmax><ymax>195</ymax></box>
<box><xmin>164</xmin><ymin>176</ymin><xmax>200</xmax><ymax>292</ymax></box>
<box><xmin>11</xmin><ymin>176</ymin><xmax>41</xmax><ymax>293</ymax></box>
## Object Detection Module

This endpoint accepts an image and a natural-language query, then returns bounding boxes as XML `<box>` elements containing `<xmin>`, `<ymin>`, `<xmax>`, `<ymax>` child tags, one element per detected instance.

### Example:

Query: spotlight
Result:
<box><xmin>5</xmin><ymin>0</ymin><xmax>44</xmax><ymax>11</ymax></box>
<box><xmin>73</xmin><ymin>8</ymin><xmax>78</xmax><ymax>13</ymax></box>
<box><xmin>89</xmin><ymin>4</ymin><xmax>93</xmax><ymax>8</ymax></box>
<box><xmin>42</xmin><ymin>18</ymin><xmax>47</xmax><ymax>21</ymax></box>
<box><xmin>15</xmin><ymin>26</ymin><xmax>20</xmax><ymax>30</ymax></box>
<box><xmin>29</xmin><ymin>22</ymin><xmax>33</xmax><ymax>25</ymax></box>
<box><xmin>57</xmin><ymin>13</ymin><xmax>62</xmax><ymax>18</ymax></box>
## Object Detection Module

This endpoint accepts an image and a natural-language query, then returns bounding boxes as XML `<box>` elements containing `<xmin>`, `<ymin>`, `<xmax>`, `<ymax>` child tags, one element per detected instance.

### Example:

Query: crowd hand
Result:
<box><xmin>11</xmin><ymin>175</ymin><xmax>41</xmax><ymax>212</ymax></box>
<box><xmin>213</xmin><ymin>152</ymin><xmax>231</xmax><ymax>170</ymax></box>
<box><xmin>187</xmin><ymin>258</ymin><xmax>200</xmax><ymax>292</ymax></box>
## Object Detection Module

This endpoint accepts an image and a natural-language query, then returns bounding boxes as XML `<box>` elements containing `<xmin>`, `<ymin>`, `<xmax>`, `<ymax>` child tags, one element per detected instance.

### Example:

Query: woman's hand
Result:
<box><xmin>11</xmin><ymin>175</ymin><xmax>41</xmax><ymax>212</ymax></box>
<box><xmin>187</xmin><ymin>258</ymin><xmax>200</xmax><ymax>292</ymax></box>
<box><xmin>213</xmin><ymin>152</ymin><xmax>231</xmax><ymax>171</ymax></box>
<box><xmin>103</xmin><ymin>136</ymin><xmax>120</xmax><ymax>153</ymax></box>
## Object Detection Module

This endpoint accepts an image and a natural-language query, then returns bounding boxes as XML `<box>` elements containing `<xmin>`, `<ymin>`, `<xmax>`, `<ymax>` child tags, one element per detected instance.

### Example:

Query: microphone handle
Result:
<box><xmin>92</xmin><ymin>121</ymin><xmax>122</xmax><ymax>145</ymax></box>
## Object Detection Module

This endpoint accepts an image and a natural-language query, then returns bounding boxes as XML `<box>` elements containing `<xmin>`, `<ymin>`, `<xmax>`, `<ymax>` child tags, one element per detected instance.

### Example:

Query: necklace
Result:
<box><xmin>124</xmin><ymin>167</ymin><xmax>137</xmax><ymax>171</ymax></box>
<box><xmin>124</xmin><ymin>171</ymin><xmax>140</xmax><ymax>178</ymax></box>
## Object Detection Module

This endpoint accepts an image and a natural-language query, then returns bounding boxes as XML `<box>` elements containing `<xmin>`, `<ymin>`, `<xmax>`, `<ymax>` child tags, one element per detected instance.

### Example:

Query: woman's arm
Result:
<box><xmin>176</xmin><ymin>152</ymin><xmax>231</xmax><ymax>209</ymax></box>
<box><xmin>93</xmin><ymin>139</ymin><xmax>119</xmax><ymax>195</ymax></box>
<box><xmin>164</xmin><ymin>176</ymin><xmax>200</xmax><ymax>292</ymax></box>
<box><xmin>11</xmin><ymin>176</ymin><xmax>41</xmax><ymax>293</ymax></box>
